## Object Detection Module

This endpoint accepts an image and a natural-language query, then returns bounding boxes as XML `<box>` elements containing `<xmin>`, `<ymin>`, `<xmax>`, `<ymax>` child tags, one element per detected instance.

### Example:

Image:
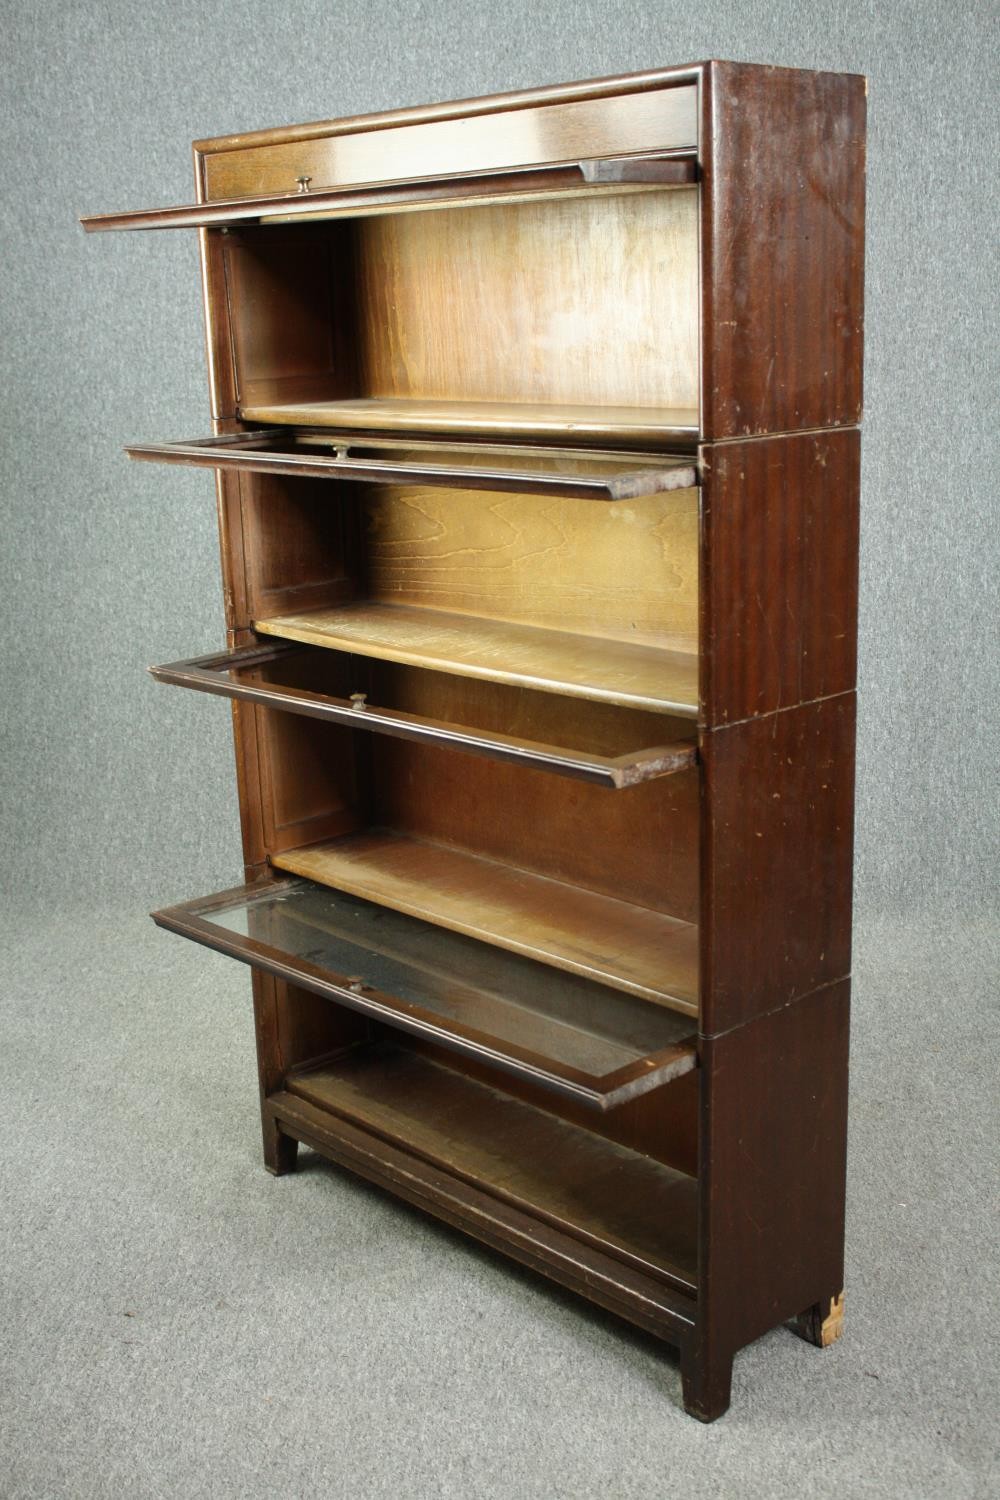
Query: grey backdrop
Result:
<box><xmin>1</xmin><ymin>0</ymin><xmax>997</xmax><ymax>918</ymax></box>
<box><xmin>1</xmin><ymin>5</ymin><xmax>998</xmax><ymax>1498</ymax></box>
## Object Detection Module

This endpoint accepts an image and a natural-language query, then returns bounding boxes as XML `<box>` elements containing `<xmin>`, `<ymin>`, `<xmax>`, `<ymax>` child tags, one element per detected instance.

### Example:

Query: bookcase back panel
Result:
<box><xmin>362</xmin><ymin>661</ymin><xmax>687</xmax><ymax>758</ymax></box>
<box><xmin>406</xmin><ymin>1032</ymin><xmax>699</xmax><ymax>1177</ymax></box>
<box><xmin>225</xmin><ymin>190</ymin><xmax>699</xmax><ymax>420</ymax></box>
<box><xmin>247</xmin><ymin>682</ymin><xmax>698</xmax><ymax>923</ymax></box>
<box><xmin>370</xmin><ymin>736</ymin><xmax>699</xmax><ymax>923</ymax></box>
<box><xmin>354</xmin><ymin>191</ymin><xmax>698</xmax><ymax>413</ymax></box>
<box><xmin>361</xmin><ymin>482</ymin><xmax>698</xmax><ymax>651</ymax></box>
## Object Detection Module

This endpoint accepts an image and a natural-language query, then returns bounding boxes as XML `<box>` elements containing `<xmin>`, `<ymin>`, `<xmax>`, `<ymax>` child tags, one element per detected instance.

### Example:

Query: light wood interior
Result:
<box><xmin>361</xmin><ymin>479</ymin><xmax>697</xmax><ymax>649</ymax></box>
<box><xmin>273</xmin><ymin>831</ymin><xmax>697</xmax><ymax>1015</ymax></box>
<box><xmin>240</xmin><ymin>397</ymin><xmax>699</xmax><ymax>445</ymax></box>
<box><xmin>256</xmin><ymin>601</ymin><xmax>697</xmax><ymax>714</ymax></box>
<box><xmin>227</xmin><ymin>178</ymin><xmax>703</xmax><ymax>1027</ymax></box>
<box><xmin>358</xmin><ymin>659</ymin><xmax>693</xmax><ymax>758</ymax></box>
<box><xmin>226</xmin><ymin>187</ymin><xmax>699</xmax><ymax>430</ymax></box>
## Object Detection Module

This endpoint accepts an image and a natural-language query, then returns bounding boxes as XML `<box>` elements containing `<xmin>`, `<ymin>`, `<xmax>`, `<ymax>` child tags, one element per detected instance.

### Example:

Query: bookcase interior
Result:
<box><xmin>228</xmin><ymin>464</ymin><xmax>701</xmax><ymax>1022</ymax></box>
<box><xmin>222</xmin><ymin>188</ymin><xmax>700</xmax><ymax>437</ymax></box>
<box><xmin>240</xmin><ymin>470</ymin><xmax>700</xmax><ymax>712</ymax></box>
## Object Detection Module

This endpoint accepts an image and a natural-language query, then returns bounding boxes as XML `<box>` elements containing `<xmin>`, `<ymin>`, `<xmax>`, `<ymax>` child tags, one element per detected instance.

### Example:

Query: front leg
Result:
<box><xmin>680</xmin><ymin>1341</ymin><xmax>733</xmax><ymax>1422</ymax></box>
<box><xmin>262</xmin><ymin>1113</ymin><xmax>298</xmax><ymax>1176</ymax></box>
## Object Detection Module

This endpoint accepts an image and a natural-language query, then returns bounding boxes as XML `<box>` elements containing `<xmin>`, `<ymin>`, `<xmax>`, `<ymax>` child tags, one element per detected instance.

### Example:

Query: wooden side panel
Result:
<box><xmin>700</xmin><ymin>694</ymin><xmax>856</xmax><ymax>1035</ymax></box>
<box><xmin>700</xmin><ymin>429</ymin><xmax>860</xmax><ymax>726</ymax></box>
<box><xmin>198</xmin><ymin>228</ymin><xmax>239</xmax><ymax>421</ymax></box>
<box><xmin>254</xmin><ymin>709</ymin><xmax>363</xmax><ymax>856</ymax></box>
<box><xmin>700</xmin><ymin>61</ymin><xmax>866</xmax><ymax>438</ymax></box>
<box><xmin>223</xmin><ymin>224</ymin><xmax>359</xmax><ymax>409</ymax></box>
<box><xmin>239</xmin><ymin>471</ymin><xmax>358</xmax><ymax>621</ymax></box>
<box><xmin>696</xmin><ymin>980</ymin><xmax>850</xmax><ymax>1360</ymax></box>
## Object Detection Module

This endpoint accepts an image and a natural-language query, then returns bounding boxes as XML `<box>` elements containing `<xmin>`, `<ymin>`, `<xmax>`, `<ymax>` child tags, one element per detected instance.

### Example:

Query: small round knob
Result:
<box><xmin>349</xmin><ymin>693</ymin><xmax>368</xmax><ymax>712</ymax></box>
<box><xmin>296</xmin><ymin>175</ymin><xmax>311</xmax><ymax>193</ymax></box>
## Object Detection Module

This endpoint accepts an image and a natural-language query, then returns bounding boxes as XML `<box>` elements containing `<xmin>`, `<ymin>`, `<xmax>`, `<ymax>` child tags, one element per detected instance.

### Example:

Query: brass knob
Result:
<box><xmin>296</xmin><ymin>175</ymin><xmax>311</xmax><ymax>193</ymax></box>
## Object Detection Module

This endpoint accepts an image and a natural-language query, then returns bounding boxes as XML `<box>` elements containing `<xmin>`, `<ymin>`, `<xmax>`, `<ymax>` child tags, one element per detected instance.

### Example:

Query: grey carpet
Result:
<box><xmin>0</xmin><ymin>911</ymin><xmax>996</xmax><ymax>1499</ymax></box>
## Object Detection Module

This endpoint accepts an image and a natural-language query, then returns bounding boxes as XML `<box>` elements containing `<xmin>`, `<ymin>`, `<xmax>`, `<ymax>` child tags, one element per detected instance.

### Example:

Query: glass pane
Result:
<box><xmin>203</xmin><ymin>879</ymin><xmax>692</xmax><ymax>1082</ymax></box>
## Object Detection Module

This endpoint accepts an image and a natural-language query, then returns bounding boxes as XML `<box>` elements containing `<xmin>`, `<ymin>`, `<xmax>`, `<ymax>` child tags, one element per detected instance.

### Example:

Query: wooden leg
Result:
<box><xmin>792</xmin><ymin>1291</ymin><xmax>845</xmax><ymax>1348</ymax></box>
<box><xmin>680</xmin><ymin>1343</ymin><xmax>733</xmax><ymax>1422</ymax></box>
<box><xmin>263</xmin><ymin>1114</ymin><xmax>298</xmax><ymax>1176</ymax></box>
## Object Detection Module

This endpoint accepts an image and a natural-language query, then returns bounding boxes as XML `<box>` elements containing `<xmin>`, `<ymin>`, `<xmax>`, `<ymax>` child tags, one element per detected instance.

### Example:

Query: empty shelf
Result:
<box><xmin>271</xmin><ymin>829</ymin><xmax>699</xmax><ymax>1015</ymax></box>
<box><xmin>255</xmin><ymin>601</ymin><xmax>699</xmax><ymax>716</ymax></box>
<box><xmin>152</xmin><ymin>878</ymin><xmax>697</xmax><ymax>1110</ymax></box>
<box><xmin>238</xmin><ymin>397</ymin><xmax>700</xmax><ymax>447</ymax></box>
<box><xmin>280</xmin><ymin>1042</ymin><xmax>698</xmax><ymax>1291</ymax></box>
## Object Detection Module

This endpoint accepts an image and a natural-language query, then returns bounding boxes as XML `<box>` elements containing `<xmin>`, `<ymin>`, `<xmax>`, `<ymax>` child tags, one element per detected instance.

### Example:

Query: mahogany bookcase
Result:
<box><xmin>83</xmin><ymin>60</ymin><xmax>866</xmax><ymax>1421</ymax></box>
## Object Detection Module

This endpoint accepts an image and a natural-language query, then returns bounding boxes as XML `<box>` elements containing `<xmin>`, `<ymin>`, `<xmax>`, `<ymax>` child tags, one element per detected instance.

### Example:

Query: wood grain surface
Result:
<box><xmin>272</xmin><ymin>829</ymin><xmax>699</xmax><ymax>1013</ymax></box>
<box><xmin>286</xmin><ymin>1042</ymin><xmax>699</xmax><ymax>1287</ymax></box>
<box><xmin>255</xmin><ymin>600</ymin><xmax>699</xmax><ymax>713</ymax></box>
<box><xmin>201</xmin><ymin>84</ymin><xmax>698</xmax><ymax>199</ymax></box>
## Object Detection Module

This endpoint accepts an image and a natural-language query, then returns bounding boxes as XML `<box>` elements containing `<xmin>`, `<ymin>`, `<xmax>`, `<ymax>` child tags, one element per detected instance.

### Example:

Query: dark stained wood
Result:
<box><xmin>91</xmin><ymin>60</ymin><xmax>866</xmax><ymax>1422</ymax></box>
<box><xmin>699</xmin><ymin>429</ymin><xmax>861</xmax><ymax>727</ymax></box>
<box><xmin>792</xmin><ymin>1291</ymin><xmax>846</xmax><ymax>1348</ymax></box>
<box><xmin>699</xmin><ymin>694</ymin><xmax>856</xmax><ymax>1035</ymax></box>
<box><xmin>127</xmin><ymin>428</ymin><xmax>699</xmax><ymax>499</ymax></box>
<box><xmin>412</xmin><ymin>1037</ymin><xmax>701</xmax><ymax>1180</ymax></box>
<box><xmin>149</xmin><ymin>642</ymin><xmax>698</xmax><ymax>789</ymax></box>
<box><xmin>700</xmin><ymin>61</ymin><xmax>866</xmax><ymax>439</ymax></box>
<box><xmin>152</xmin><ymin>877</ymin><xmax>698</xmax><ymax>1111</ymax></box>
<box><xmin>196</xmin><ymin>230</ymin><xmax>239</xmax><ymax>422</ymax></box>
<box><xmin>688</xmin><ymin>980</ymin><xmax>851</xmax><ymax>1419</ymax></box>
<box><xmin>81</xmin><ymin>153</ymin><xmax>697</xmax><ymax>233</ymax></box>
<box><xmin>253</xmin><ymin>707</ymin><xmax>362</xmax><ymax>857</ymax></box>
<box><xmin>284</xmin><ymin>1042</ymin><xmax>699</xmax><ymax>1292</ymax></box>
<box><xmin>255</xmin><ymin>974</ymin><xmax>370</xmax><ymax>1175</ymax></box>
<box><xmin>266</xmin><ymin>1083</ymin><xmax>697</xmax><ymax>1341</ymax></box>
<box><xmin>222</xmin><ymin>223</ymin><xmax>360</xmax><ymax>413</ymax></box>
<box><xmin>367</xmin><ymin>735</ymin><xmax>700</xmax><ymax>925</ymax></box>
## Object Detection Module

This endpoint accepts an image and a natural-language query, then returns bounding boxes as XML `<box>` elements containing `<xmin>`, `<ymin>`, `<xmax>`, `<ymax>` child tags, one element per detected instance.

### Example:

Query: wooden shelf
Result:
<box><xmin>153</xmin><ymin>878</ymin><xmax>697</xmax><ymax>1110</ymax></box>
<box><xmin>238</xmin><ymin>397</ymin><xmax>700</xmax><ymax>447</ymax></box>
<box><xmin>281</xmin><ymin>1042</ymin><xmax>698</xmax><ymax>1292</ymax></box>
<box><xmin>255</xmin><ymin>601</ymin><xmax>699</xmax><ymax>717</ymax></box>
<box><xmin>271</xmin><ymin>829</ymin><xmax>699</xmax><ymax>1015</ymax></box>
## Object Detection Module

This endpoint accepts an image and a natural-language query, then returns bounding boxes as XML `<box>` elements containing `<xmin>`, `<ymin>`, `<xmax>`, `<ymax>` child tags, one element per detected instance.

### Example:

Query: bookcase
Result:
<box><xmin>83</xmin><ymin>60</ymin><xmax>866</xmax><ymax>1421</ymax></box>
